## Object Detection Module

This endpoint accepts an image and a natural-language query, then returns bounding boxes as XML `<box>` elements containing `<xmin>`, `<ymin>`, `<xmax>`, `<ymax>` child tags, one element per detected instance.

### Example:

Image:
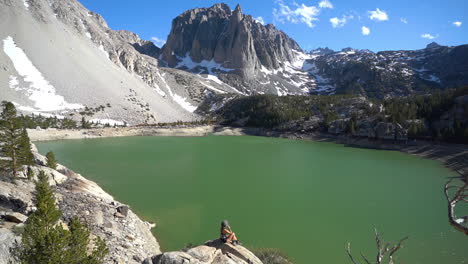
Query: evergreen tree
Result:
<box><xmin>81</xmin><ymin>117</ymin><xmax>90</xmax><ymax>129</ymax></box>
<box><xmin>19</xmin><ymin>129</ymin><xmax>35</xmax><ymax>165</ymax></box>
<box><xmin>0</xmin><ymin>102</ymin><xmax>34</xmax><ymax>178</ymax></box>
<box><xmin>27</xmin><ymin>167</ymin><xmax>35</xmax><ymax>180</ymax></box>
<box><xmin>10</xmin><ymin>171</ymin><xmax>108</xmax><ymax>264</ymax></box>
<box><xmin>46</xmin><ymin>151</ymin><xmax>58</xmax><ymax>169</ymax></box>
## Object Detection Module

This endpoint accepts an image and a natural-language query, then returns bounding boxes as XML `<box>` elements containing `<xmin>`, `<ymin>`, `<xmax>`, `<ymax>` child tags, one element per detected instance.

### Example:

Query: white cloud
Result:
<box><xmin>330</xmin><ymin>15</ymin><xmax>353</xmax><ymax>28</ymax></box>
<box><xmin>255</xmin><ymin>16</ymin><xmax>266</xmax><ymax>25</ymax></box>
<box><xmin>400</xmin><ymin>18</ymin><xmax>408</xmax><ymax>24</ymax></box>
<box><xmin>453</xmin><ymin>21</ymin><xmax>462</xmax><ymax>27</ymax></box>
<box><xmin>368</xmin><ymin>8</ymin><xmax>388</xmax><ymax>21</ymax></box>
<box><xmin>151</xmin><ymin>37</ymin><xmax>166</xmax><ymax>47</ymax></box>
<box><xmin>421</xmin><ymin>33</ymin><xmax>436</xmax><ymax>40</ymax></box>
<box><xmin>361</xmin><ymin>26</ymin><xmax>370</xmax><ymax>36</ymax></box>
<box><xmin>319</xmin><ymin>0</ymin><xmax>333</xmax><ymax>9</ymax></box>
<box><xmin>273</xmin><ymin>0</ymin><xmax>320</xmax><ymax>28</ymax></box>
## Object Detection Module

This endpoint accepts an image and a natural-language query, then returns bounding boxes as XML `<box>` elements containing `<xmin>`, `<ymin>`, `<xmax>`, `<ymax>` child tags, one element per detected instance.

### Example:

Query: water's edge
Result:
<box><xmin>29</xmin><ymin>126</ymin><xmax>468</xmax><ymax>175</ymax></box>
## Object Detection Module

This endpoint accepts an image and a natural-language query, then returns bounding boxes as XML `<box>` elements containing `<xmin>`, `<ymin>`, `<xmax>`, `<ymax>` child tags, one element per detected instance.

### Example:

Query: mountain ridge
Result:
<box><xmin>159</xmin><ymin>2</ymin><xmax>468</xmax><ymax>98</ymax></box>
<box><xmin>1</xmin><ymin>0</ymin><xmax>468</xmax><ymax>125</ymax></box>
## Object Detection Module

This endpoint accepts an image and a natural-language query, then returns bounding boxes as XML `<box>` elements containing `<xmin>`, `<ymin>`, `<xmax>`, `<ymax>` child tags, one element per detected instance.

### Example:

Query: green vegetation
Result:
<box><xmin>79</xmin><ymin>105</ymin><xmax>109</xmax><ymax>116</ymax></box>
<box><xmin>215</xmin><ymin>94</ymin><xmax>359</xmax><ymax>128</ymax></box>
<box><xmin>46</xmin><ymin>151</ymin><xmax>58</xmax><ymax>169</ymax></box>
<box><xmin>252</xmin><ymin>248</ymin><xmax>293</xmax><ymax>264</ymax></box>
<box><xmin>19</xmin><ymin>114</ymin><xmax>78</xmax><ymax>129</ymax></box>
<box><xmin>0</xmin><ymin>102</ymin><xmax>34</xmax><ymax>178</ymax></box>
<box><xmin>10</xmin><ymin>171</ymin><xmax>108</xmax><ymax>264</ymax></box>
<box><xmin>81</xmin><ymin>117</ymin><xmax>91</xmax><ymax>129</ymax></box>
<box><xmin>211</xmin><ymin>86</ymin><xmax>468</xmax><ymax>143</ymax></box>
<box><xmin>383</xmin><ymin>86</ymin><xmax>468</xmax><ymax>143</ymax></box>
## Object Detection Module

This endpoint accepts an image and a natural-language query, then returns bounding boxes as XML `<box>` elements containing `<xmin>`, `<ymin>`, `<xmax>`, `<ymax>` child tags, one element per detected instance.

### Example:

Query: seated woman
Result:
<box><xmin>220</xmin><ymin>220</ymin><xmax>240</xmax><ymax>245</ymax></box>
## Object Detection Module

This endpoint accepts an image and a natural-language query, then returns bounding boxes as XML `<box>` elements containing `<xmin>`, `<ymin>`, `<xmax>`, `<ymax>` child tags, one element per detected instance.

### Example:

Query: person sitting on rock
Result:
<box><xmin>220</xmin><ymin>220</ymin><xmax>240</xmax><ymax>245</ymax></box>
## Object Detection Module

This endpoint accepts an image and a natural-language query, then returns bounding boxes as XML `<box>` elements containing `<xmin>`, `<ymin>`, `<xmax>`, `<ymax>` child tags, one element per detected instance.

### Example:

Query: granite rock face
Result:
<box><xmin>145</xmin><ymin>239</ymin><xmax>263</xmax><ymax>264</ymax></box>
<box><xmin>161</xmin><ymin>3</ymin><xmax>307</xmax><ymax>95</ymax></box>
<box><xmin>0</xmin><ymin>146</ymin><xmax>161</xmax><ymax>264</ymax></box>
<box><xmin>305</xmin><ymin>43</ymin><xmax>468</xmax><ymax>98</ymax></box>
<box><xmin>162</xmin><ymin>3</ymin><xmax>300</xmax><ymax>75</ymax></box>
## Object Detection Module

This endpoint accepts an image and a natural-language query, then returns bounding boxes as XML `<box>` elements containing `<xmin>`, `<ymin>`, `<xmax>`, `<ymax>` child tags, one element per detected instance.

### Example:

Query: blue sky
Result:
<box><xmin>79</xmin><ymin>0</ymin><xmax>467</xmax><ymax>52</ymax></box>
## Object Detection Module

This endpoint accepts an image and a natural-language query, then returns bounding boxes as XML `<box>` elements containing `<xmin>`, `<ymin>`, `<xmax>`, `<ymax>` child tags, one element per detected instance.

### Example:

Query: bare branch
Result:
<box><xmin>360</xmin><ymin>252</ymin><xmax>372</xmax><ymax>264</ymax></box>
<box><xmin>388</xmin><ymin>236</ymin><xmax>408</xmax><ymax>257</ymax></box>
<box><xmin>345</xmin><ymin>243</ymin><xmax>359</xmax><ymax>264</ymax></box>
<box><xmin>444</xmin><ymin>179</ymin><xmax>468</xmax><ymax>235</ymax></box>
<box><xmin>347</xmin><ymin>230</ymin><xmax>408</xmax><ymax>264</ymax></box>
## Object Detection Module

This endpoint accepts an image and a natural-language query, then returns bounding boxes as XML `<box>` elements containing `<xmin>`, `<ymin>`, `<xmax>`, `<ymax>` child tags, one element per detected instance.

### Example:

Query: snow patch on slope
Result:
<box><xmin>176</xmin><ymin>54</ymin><xmax>234</xmax><ymax>73</ymax></box>
<box><xmin>3</xmin><ymin>36</ymin><xmax>83</xmax><ymax>111</ymax></box>
<box><xmin>90</xmin><ymin>118</ymin><xmax>125</xmax><ymax>126</ymax></box>
<box><xmin>201</xmin><ymin>83</ymin><xmax>226</xmax><ymax>94</ymax></box>
<box><xmin>152</xmin><ymin>84</ymin><xmax>167</xmax><ymax>97</ymax></box>
<box><xmin>98</xmin><ymin>44</ymin><xmax>109</xmax><ymax>60</ymax></box>
<box><xmin>157</xmin><ymin>72</ymin><xmax>197</xmax><ymax>112</ymax></box>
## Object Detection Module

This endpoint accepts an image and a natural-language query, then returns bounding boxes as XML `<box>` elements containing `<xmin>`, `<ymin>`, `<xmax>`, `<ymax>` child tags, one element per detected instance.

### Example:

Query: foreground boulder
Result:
<box><xmin>0</xmin><ymin>145</ymin><xmax>161</xmax><ymax>264</ymax></box>
<box><xmin>145</xmin><ymin>239</ymin><xmax>263</xmax><ymax>264</ymax></box>
<box><xmin>0</xmin><ymin>229</ymin><xmax>16</xmax><ymax>264</ymax></box>
<box><xmin>1</xmin><ymin>212</ymin><xmax>28</xmax><ymax>224</ymax></box>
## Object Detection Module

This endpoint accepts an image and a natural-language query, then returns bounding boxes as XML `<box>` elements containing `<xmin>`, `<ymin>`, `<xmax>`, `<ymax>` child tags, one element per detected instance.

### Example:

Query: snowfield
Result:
<box><xmin>158</xmin><ymin>72</ymin><xmax>197</xmax><ymax>112</ymax></box>
<box><xmin>3</xmin><ymin>36</ymin><xmax>84</xmax><ymax>112</ymax></box>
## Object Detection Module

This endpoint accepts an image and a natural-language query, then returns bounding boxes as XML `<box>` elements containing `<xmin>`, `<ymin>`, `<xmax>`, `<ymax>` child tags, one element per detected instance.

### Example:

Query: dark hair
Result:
<box><xmin>221</xmin><ymin>220</ymin><xmax>230</xmax><ymax>228</ymax></box>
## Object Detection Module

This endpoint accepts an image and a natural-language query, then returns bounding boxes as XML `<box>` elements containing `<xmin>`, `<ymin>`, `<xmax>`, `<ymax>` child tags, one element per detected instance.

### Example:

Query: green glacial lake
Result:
<box><xmin>36</xmin><ymin>136</ymin><xmax>467</xmax><ymax>264</ymax></box>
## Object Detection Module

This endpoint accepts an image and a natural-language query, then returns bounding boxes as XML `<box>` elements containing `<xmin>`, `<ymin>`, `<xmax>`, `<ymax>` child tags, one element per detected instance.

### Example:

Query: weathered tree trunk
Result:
<box><xmin>12</xmin><ymin>148</ymin><xmax>17</xmax><ymax>177</ymax></box>
<box><xmin>444</xmin><ymin>177</ymin><xmax>468</xmax><ymax>235</ymax></box>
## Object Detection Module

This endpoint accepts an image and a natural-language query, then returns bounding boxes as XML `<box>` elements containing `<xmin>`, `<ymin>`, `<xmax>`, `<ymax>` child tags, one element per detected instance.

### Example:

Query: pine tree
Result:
<box><xmin>27</xmin><ymin>167</ymin><xmax>35</xmax><ymax>180</ymax></box>
<box><xmin>81</xmin><ymin>117</ymin><xmax>90</xmax><ymax>129</ymax></box>
<box><xmin>0</xmin><ymin>102</ymin><xmax>34</xmax><ymax>178</ymax></box>
<box><xmin>46</xmin><ymin>151</ymin><xmax>58</xmax><ymax>169</ymax></box>
<box><xmin>10</xmin><ymin>171</ymin><xmax>108</xmax><ymax>264</ymax></box>
<box><xmin>10</xmin><ymin>171</ymin><xmax>69</xmax><ymax>263</ymax></box>
<box><xmin>18</xmin><ymin>129</ymin><xmax>34</xmax><ymax>165</ymax></box>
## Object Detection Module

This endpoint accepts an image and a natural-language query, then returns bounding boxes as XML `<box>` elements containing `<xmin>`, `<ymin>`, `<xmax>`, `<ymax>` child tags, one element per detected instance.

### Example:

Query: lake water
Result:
<box><xmin>36</xmin><ymin>136</ymin><xmax>467</xmax><ymax>264</ymax></box>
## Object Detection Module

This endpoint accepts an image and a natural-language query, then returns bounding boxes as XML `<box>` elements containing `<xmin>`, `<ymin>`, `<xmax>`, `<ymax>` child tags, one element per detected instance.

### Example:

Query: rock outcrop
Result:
<box><xmin>304</xmin><ymin>44</ymin><xmax>468</xmax><ymax>98</ymax></box>
<box><xmin>0</xmin><ymin>145</ymin><xmax>161</xmax><ymax>264</ymax></box>
<box><xmin>328</xmin><ymin>119</ymin><xmax>408</xmax><ymax>141</ymax></box>
<box><xmin>162</xmin><ymin>3</ymin><xmax>300</xmax><ymax>76</ymax></box>
<box><xmin>161</xmin><ymin>3</ymin><xmax>309</xmax><ymax>95</ymax></box>
<box><xmin>144</xmin><ymin>239</ymin><xmax>263</xmax><ymax>264</ymax></box>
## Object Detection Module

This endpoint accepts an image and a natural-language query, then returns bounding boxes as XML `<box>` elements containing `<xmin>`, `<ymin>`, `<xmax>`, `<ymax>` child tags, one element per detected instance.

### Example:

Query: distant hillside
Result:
<box><xmin>198</xmin><ymin>86</ymin><xmax>468</xmax><ymax>143</ymax></box>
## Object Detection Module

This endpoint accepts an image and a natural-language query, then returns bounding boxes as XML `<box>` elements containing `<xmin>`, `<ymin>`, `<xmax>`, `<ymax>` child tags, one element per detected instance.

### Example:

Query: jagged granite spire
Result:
<box><xmin>161</xmin><ymin>2</ymin><xmax>302</xmax><ymax>78</ymax></box>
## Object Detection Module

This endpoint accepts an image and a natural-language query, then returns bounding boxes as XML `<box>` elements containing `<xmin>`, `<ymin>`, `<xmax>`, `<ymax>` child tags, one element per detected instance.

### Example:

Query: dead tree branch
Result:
<box><xmin>346</xmin><ymin>229</ymin><xmax>407</xmax><ymax>264</ymax></box>
<box><xmin>444</xmin><ymin>177</ymin><xmax>468</xmax><ymax>235</ymax></box>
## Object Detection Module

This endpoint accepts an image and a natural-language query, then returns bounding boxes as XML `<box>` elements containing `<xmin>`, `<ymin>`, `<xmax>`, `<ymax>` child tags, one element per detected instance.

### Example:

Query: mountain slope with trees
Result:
<box><xmin>199</xmin><ymin>86</ymin><xmax>468</xmax><ymax>143</ymax></box>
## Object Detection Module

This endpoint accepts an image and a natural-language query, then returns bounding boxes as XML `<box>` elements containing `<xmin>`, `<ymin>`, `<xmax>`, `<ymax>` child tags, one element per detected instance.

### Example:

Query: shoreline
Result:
<box><xmin>28</xmin><ymin>125</ymin><xmax>467</xmax><ymax>175</ymax></box>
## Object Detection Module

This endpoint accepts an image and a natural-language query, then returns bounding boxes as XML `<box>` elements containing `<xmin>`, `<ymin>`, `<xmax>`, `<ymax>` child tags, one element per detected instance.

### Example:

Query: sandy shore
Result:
<box><xmin>28</xmin><ymin>126</ymin><xmax>467</xmax><ymax>176</ymax></box>
<box><xmin>27</xmin><ymin>125</ymin><xmax>246</xmax><ymax>141</ymax></box>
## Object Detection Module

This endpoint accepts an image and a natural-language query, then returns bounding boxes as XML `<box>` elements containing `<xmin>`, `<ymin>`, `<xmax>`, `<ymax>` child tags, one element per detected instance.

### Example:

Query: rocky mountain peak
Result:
<box><xmin>211</xmin><ymin>2</ymin><xmax>232</xmax><ymax>13</ymax></box>
<box><xmin>161</xmin><ymin>2</ymin><xmax>303</xmax><ymax>87</ymax></box>
<box><xmin>426</xmin><ymin>42</ymin><xmax>442</xmax><ymax>49</ymax></box>
<box><xmin>231</xmin><ymin>3</ymin><xmax>244</xmax><ymax>22</ymax></box>
<box><xmin>310</xmin><ymin>47</ymin><xmax>334</xmax><ymax>55</ymax></box>
<box><xmin>234</xmin><ymin>3</ymin><xmax>243</xmax><ymax>13</ymax></box>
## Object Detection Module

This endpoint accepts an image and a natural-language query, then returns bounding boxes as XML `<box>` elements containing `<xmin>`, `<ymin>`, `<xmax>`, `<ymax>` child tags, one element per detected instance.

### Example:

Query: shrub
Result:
<box><xmin>252</xmin><ymin>248</ymin><xmax>293</xmax><ymax>264</ymax></box>
<box><xmin>46</xmin><ymin>151</ymin><xmax>58</xmax><ymax>169</ymax></box>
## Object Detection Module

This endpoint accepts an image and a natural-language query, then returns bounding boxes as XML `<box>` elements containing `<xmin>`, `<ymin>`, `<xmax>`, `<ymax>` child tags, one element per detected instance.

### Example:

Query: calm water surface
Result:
<box><xmin>36</xmin><ymin>136</ymin><xmax>467</xmax><ymax>264</ymax></box>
